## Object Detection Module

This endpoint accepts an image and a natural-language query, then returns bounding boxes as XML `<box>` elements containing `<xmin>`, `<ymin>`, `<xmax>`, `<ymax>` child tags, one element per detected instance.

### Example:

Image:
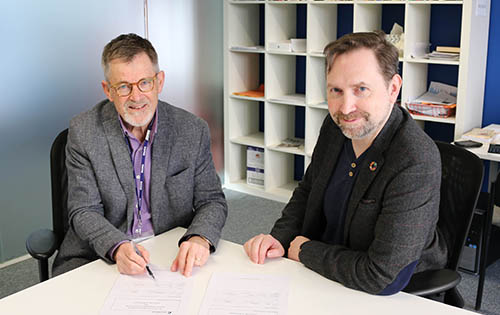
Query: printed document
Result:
<box><xmin>198</xmin><ymin>272</ymin><xmax>289</xmax><ymax>315</ymax></box>
<box><xmin>100</xmin><ymin>268</ymin><xmax>193</xmax><ymax>315</ymax></box>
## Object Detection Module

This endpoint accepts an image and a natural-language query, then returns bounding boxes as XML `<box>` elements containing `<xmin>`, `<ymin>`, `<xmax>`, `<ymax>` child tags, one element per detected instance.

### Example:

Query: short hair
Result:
<box><xmin>101</xmin><ymin>33</ymin><xmax>159</xmax><ymax>80</ymax></box>
<box><xmin>323</xmin><ymin>31</ymin><xmax>399</xmax><ymax>85</ymax></box>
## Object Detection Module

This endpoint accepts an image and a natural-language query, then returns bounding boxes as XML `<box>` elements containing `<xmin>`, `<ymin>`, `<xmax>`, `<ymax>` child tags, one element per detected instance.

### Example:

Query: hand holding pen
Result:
<box><xmin>131</xmin><ymin>241</ymin><xmax>156</xmax><ymax>280</ymax></box>
<box><xmin>114</xmin><ymin>240</ymin><xmax>154</xmax><ymax>278</ymax></box>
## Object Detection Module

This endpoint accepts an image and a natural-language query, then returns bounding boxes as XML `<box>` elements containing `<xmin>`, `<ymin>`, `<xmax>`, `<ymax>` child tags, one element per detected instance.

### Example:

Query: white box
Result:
<box><xmin>291</xmin><ymin>38</ymin><xmax>306</xmax><ymax>53</ymax></box>
<box><xmin>247</xmin><ymin>146</ymin><xmax>264</xmax><ymax>187</ymax></box>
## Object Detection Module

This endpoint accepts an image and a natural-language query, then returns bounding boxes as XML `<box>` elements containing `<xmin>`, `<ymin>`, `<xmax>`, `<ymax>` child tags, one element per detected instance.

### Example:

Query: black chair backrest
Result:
<box><xmin>436</xmin><ymin>141</ymin><xmax>483</xmax><ymax>271</ymax></box>
<box><xmin>50</xmin><ymin>129</ymin><xmax>68</xmax><ymax>248</ymax></box>
<box><xmin>493</xmin><ymin>172</ymin><xmax>500</xmax><ymax>208</ymax></box>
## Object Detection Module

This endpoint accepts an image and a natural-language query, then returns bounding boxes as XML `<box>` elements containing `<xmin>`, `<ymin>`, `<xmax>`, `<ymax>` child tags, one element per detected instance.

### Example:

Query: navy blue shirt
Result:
<box><xmin>322</xmin><ymin>140</ymin><xmax>367</xmax><ymax>245</ymax></box>
<box><xmin>321</xmin><ymin>140</ymin><xmax>417</xmax><ymax>295</ymax></box>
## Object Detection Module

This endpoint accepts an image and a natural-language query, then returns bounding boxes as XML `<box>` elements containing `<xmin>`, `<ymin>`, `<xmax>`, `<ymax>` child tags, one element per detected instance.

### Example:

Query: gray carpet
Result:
<box><xmin>1</xmin><ymin>188</ymin><xmax>499</xmax><ymax>314</ymax></box>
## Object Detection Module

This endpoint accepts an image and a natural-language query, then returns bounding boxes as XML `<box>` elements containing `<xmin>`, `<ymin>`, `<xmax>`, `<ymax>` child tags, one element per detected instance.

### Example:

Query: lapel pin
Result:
<box><xmin>369</xmin><ymin>161</ymin><xmax>377</xmax><ymax>172</ymax></box>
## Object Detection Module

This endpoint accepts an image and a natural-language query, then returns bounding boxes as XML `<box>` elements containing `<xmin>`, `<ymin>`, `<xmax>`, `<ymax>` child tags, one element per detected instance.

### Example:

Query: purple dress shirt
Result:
<box><xmin>108</xmin><ymin>110</ymin><xmax>158</xmax><ymax>260</ymax></box>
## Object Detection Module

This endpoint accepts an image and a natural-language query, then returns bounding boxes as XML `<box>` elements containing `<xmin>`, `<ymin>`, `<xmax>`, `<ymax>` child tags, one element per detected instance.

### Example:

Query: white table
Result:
<box><xmin>458</xmin><ymin>127</ymin><xmax>500</xmax><ymax>189</ymax></box>
<box><xmin>0</xmin><ymin>227</ymin><xmax>476</xmax><ymax>314</ymax></box>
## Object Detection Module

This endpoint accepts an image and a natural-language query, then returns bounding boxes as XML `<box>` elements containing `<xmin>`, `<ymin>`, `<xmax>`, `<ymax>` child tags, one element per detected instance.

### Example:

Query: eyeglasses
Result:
<box><xmin>109</xmin><ymin>73</ymin><xmax>158</xmax><ymax>97</ymax></box>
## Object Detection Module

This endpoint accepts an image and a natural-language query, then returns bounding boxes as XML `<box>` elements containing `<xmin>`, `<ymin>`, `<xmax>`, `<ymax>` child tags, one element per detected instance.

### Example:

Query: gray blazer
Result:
<box><xmin>271</xmin><ymin>106</ymin><xmax>447</xmax><ymax>294</ymax></box>
<box><xmin>53</xmin><ymin>100</ymin><xmax>227</xmax><ymax>275</ymax></box>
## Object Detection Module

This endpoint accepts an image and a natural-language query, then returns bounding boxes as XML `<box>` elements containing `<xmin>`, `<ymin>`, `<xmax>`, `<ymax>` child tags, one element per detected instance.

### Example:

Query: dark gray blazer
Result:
<box><xmin>53</xmin><ymin>100</ymin><xmax>227</xmax><ymax>275</ymax></box>
<box><xmin>271</xmin><ymin>106</ymin><xmax>447</xmax><ymax>294</ymax></box>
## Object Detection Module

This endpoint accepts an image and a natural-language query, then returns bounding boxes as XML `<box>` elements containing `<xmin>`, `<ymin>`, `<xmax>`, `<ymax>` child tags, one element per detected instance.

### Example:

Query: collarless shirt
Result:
<box><xmin>322</xmin><ymin>139</ymin><xmax>368</xmax><ymax>245</ymax></box>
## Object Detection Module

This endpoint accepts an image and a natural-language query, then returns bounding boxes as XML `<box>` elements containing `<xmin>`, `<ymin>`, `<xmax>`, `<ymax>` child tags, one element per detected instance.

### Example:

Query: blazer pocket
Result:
<box><xmin>360</xmin><ymin>198</ymin><xmax>376</xmax><ymax>204</ymax></box>
<box><xmin>169</xmin><ymin>167</ymin><xmax>189</xmax><ymax>178</ymax></box>
<box><xmin>165</xmin><ymin>167</ymin><xmax>193</xmax><ymax>201</ymax></box>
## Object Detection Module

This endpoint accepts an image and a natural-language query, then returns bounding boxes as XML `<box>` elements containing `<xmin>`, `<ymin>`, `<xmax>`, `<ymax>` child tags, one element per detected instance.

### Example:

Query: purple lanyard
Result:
<box><xmin>123</xmin><ymin>118</ymin><xmax>154</xmax><ymax>234</ymax></box>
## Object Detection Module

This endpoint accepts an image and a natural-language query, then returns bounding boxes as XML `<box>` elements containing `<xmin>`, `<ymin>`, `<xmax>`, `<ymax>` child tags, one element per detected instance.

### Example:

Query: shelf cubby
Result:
<box><xmin>266</xmin><ymin>54</ymin><xmax>306</xmax><ymax>105</ymax></box>
<box><xmin>224</xmin><ymin>0</ymin><xmax>490</xmax><ymax>202</ymax></box>
<box><xmin>266</xmin><ymin>101</ymin><xmax>305</xmax><ymax>156</ymax></box>
<box><xmin>265</xmin><ymin>150</ymin><xmax>303</xmax><ymax>202</ymax></box>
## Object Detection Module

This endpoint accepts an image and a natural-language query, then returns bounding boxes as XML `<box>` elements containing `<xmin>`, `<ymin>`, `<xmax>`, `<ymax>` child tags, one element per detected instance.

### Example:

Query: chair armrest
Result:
<box><xmin>26</xmin><ymin>228</ymin><xmax>58</xmax><ymax>260</ymax></box>
<box><xmin>403</xmin><ymin>269</ymin><xmax>461</xmax><ymax>296</ymax></box>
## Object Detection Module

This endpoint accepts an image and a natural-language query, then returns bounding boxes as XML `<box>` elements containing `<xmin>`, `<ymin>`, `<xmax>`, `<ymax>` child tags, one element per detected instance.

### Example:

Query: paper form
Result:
<box><xmin>100</xmin><ymin>268</ymin><xmax>193</xmax><ymax>315</ymax></box>
<box><xmin>198</xmin><ymin>272</ymin><xmax>289</xmax><ymax>315</ymax></box>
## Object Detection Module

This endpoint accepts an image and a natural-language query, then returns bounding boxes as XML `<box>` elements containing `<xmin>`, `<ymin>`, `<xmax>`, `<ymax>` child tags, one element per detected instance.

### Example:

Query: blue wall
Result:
<box><xmin>482</xmin><ymin>1</ymin><xmax>500</xmax><ymax>127</ymax></box>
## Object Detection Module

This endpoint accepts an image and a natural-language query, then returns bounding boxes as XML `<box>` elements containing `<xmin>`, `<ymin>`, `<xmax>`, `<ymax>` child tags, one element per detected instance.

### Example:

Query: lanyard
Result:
<box><xmin>123</xmin><ymin>117</ymin><xmax>154</xmax><ymax>235</ymax></box>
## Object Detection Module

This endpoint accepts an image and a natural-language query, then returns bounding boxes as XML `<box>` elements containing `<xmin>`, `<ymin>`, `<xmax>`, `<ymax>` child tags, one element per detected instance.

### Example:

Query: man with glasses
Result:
<box><xmin>52</xmin><ymin>33</ymin><xmax>227</xmax><ymax>278</ymax></box>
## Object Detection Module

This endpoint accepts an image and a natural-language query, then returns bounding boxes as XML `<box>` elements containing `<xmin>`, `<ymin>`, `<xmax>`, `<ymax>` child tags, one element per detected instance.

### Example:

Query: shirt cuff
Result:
<box><xmin>108</xmin><ymin>240</ymin><xmax>130</xmax><ymax>262</ymax></box>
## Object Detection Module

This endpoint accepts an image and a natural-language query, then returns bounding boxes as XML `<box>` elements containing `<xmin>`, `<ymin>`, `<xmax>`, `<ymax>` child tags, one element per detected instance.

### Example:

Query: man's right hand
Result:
<box><xmin>243</xmin><ymin>234</ymin><xmax>285</xmax><ymax>264</ymax></box>
<box><xmin>114</xmin><ymin>242</ymin><xmax>150</xmax><ymax>275</ymax></box>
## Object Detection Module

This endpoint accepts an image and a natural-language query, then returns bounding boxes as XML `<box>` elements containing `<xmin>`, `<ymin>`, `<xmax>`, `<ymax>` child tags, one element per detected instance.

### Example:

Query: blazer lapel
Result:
<box><xmin>102</xmin><ymin>103</ymin><xmax>136</xmax><ymax>227</ymax></box>
<box><xmin>343</xmin><ymin>106</ymin><xmax>403</xmax><ymax>242</ymax></box>
<box><xmin>150</xmin><ymin>102</ymin><xmax>175</xmax><ymax>230</ymax></box>
<box><xmin>303</xmin><ymin>119</ymin><xmax>345</xmax><ymax>238</ymax></box>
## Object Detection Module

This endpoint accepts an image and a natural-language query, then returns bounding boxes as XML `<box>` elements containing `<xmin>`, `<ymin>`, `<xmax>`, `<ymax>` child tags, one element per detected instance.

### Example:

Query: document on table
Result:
<box><xmin>100</xmin><ymin>268</ymin><xmax>193</xmax><ymax>315</ymax></box>
<box><xmin>198</xmin><ymin>272</ymin><xmax>289</xmax><ymax>315</ymax></box>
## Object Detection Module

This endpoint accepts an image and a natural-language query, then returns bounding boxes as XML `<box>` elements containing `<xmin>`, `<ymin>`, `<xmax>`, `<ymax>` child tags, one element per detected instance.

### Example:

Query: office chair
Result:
<box><xmin>403</xmin><ymin>141</ymin><xmax>483</xmax><ymax>308</ymax></box>
<box><xmin>25</xmin><ymin>129</ymin><xmax>68</xmax><ymax>282</ymax></box>
<box><xmin>475</xmin><ymin>170</ymin><xmax>499</xmax><ymax>310</ymax></box>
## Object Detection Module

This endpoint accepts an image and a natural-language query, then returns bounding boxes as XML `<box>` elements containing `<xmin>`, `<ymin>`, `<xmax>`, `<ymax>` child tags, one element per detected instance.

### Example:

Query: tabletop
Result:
<box><xmin>0</xmin><ymin>227</ymin><xmax>476</xmax><ymax>314</ymax></box>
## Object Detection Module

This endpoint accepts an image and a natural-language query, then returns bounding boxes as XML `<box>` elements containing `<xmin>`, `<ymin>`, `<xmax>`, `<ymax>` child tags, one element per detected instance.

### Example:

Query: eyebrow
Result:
<box><xmin>327</xmin><ymin>81</ymin><xmax>370</xmax><ymax>89</ymax></box>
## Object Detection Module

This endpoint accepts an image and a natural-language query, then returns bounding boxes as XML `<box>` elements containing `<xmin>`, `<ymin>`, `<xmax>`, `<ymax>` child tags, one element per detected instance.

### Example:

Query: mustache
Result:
<box><xmin>334</xmin><ymin>111</ymin><xmax>369</xmax><ymax>121</ymax></box>
<box><xmin>125</xmin><ymin>100</ymin><xmax>150</xmax><ymax>108</ymax></box>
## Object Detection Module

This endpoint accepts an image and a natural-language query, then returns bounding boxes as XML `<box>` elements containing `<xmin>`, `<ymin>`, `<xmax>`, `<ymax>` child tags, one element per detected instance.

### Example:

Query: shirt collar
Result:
<box><xmin>118</xmin><ymin>107</ymin><xmax>159</xmax><ymax>143</ymax></box>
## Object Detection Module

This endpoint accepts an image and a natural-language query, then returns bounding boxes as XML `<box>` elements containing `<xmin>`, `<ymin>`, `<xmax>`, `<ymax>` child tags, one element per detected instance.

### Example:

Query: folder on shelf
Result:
<box><xmin>436</xmin><ymin>46</ymin><xmax>460</xmax><ymax>54</ymax></box>
<box><xmin>405</xmin><ymin>81</ymin><xmax>457</xmax><ymax>118</ymax></box>
<box><xmin>233</xmin><ymin>84</ymin><xmax>264</xmax><ymax>98</ymax></box>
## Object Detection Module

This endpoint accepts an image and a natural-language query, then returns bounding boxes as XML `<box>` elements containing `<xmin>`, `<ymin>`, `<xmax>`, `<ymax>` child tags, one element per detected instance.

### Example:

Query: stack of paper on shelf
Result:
<box><xmin>230</xmin><ymin>45</ymin><xmax>265</xmax><ymax>52</ymax></box>
<box><xmin>462</xmin><ymin>125</ymin><xmax>500</xmax><ymax>143</ymax></box>
<box><xmin>425</xmin><ymin>46</ymin><xmax>460</xmax><ymax>61</ymax></box>
<box><xmin>406</xmin><ymin>81</ymin><xmax>457</xmax><ymax>118</ymax></box>
<box><xmin>278</xmin><ymin>138</ymin><xmax>304</xmax><ymax>150</ymax></box>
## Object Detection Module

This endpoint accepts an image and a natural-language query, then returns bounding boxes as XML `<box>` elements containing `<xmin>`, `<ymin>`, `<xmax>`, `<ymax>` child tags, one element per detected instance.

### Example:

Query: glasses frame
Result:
<box><xmin>108</xmin><ymin>73</ymin><xmax>159</xmax><ymax>97</ymax></box>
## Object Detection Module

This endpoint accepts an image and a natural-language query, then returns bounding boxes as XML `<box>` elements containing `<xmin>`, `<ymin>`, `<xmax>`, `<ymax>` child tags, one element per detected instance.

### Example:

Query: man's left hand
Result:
<box><xmin>170</xmin><ymin>236</ymin><xmax>210</xmax><ymax>277</ymax></box>
<box><xmin>288</xmin><ymin>236</ymin><xmax>310</xmax><ymax>262</ymax></box>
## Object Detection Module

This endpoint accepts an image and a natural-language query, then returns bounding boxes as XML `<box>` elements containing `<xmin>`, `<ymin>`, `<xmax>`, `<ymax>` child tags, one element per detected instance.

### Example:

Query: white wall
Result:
<box><xmin>0</xmin><ymin>0</ymin><xmax>223</xmax><ymax>263</ymax></box>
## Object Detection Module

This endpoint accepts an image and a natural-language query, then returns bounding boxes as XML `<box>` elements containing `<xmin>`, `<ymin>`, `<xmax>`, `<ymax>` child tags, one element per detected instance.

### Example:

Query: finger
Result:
<box><xmin>176</xmin><ymin>244</ymin><xmax>189</xmax><ymax>274</ymax></box>
<box><xmin>250</xmin><ymin>235</ymin><xmax>264</xmax><ymax>264</ymax></box>
<box><xmin>170</xmin><ymin>256</ymin><xmax>179</xmax><ymax>272</ymax></box>
<box><xmin>184</xmin><ymin>248</ymin><xmax>196</xmax><ymax>277</ymax></box>
<box><xmin>128</xmin><ymin>249</ymin><xmax>147</xmax><ymax>269</ymax></box>
<box><xmin>267</xmin><ymin>248</ymin><xmax>283</xmax><ymax>258</ymax></box>
<box><xmin>136</xmin><ymin>244</ymin><xmax>150</xmax><ymax>264</ymax></box>
<box><xmin>116</xmin><ymin>245</ymin><xmax>146</xmax><ymax>274</ymax></box>
<box><xmin>117</xmin><ymin>255</ymin><xmax>144</xmax><ymax>275</ymax></box>
<box><xmin>243</xmin><ymin>237</ymin><xmax>254</xmax><ymax>258</ymax></box>
<box><xmin>258</xmin><ymin>237</ymin><xmax>273</xmax><ymax>264</ymax></box>
<box><xmin>194</xmin><ymin>247</ymin><xmax>209</xmax><ymax>266</ymax></box>
<box><xmin>199</xmin><ymin>247</ymin><xmax>210</xmax><ymax>265</ymax></box>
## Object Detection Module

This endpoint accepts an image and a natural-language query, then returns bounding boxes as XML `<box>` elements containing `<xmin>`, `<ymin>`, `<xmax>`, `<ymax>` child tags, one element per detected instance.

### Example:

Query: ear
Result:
<box><xmin>156</xmin><ymin>71</ymin><xmax>165</xmax><ymax>94</ymax></box>
<box><xmin>388</xmin><ymin>74</ymin><xmax>402</xmax><ymax>105</ymax></box>
<box><xmin>102</xmin><ymin>80</ymin><xmax>114</xmax><ymax>102</ymax></box>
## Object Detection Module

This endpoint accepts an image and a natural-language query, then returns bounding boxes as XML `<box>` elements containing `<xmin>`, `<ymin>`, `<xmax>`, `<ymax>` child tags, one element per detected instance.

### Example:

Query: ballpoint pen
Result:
<box><xmin>131</xmin><ymin>241</ymin><xmax>156</xmax><ymax>280</ymax></box>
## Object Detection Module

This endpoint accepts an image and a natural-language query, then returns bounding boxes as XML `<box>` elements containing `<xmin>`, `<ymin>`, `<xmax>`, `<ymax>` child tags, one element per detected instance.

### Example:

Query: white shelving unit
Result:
<box><xmin>224</xmin><ymin>0</ymin><xmax>490</xmax><ymax>203</ymax></box>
